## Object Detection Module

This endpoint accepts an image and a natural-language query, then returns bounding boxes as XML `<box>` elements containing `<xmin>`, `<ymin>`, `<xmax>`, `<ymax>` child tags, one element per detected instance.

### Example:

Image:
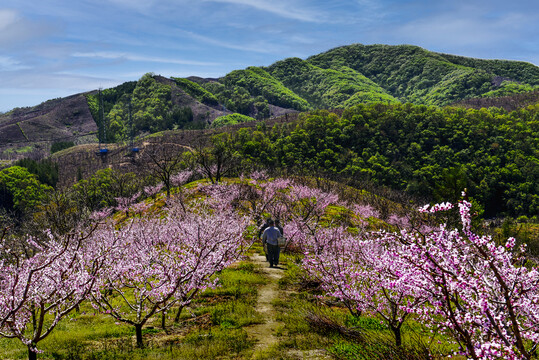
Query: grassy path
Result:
<box><xmin>244</xmin><ymin>252</ymin><xmax>333</xmax><ymax>360</ymax></box>
<box><xmin>246</xmin><ymin>253</ymin><xmax>284</xmax><ymax>356</ymax></box>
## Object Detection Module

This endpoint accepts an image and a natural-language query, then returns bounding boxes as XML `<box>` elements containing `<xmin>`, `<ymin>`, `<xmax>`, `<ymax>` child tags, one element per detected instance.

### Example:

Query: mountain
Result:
<box><xmin>0</xmin><ymin>74</ymin><xmax>232</xmax><ymax>162</ymax></box>
<box><xmin>1</xmin><ymin>44</ymin><xmax>538</xmax><ymax>161</ymax></box>
<box><xmin>307</xmin><ymin>44</ymin><xmax>539</xmax><ymax>105</ymax></box>
<box><xmin>0</xmin><ymin>94</ymin><xmax>97</xmax><ymax>163</ymax></box>
<box><xmin>200</xmin><ymin>44</ymin><xmax>538</xmax><ymax>112</ymax></box>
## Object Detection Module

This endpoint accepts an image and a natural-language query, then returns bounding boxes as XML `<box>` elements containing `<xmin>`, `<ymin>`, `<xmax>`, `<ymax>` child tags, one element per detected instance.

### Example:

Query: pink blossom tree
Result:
<box><xmin>231</xmin><ymin>176</ymin><xmax>292</xmax><ymax>225</ymax></box>
<box><xmin>298</xmin><ymin>187</ymin><xmax>539</xmax><ymax>357</ymax></box>
<box><xmin>392</xmin><ymin>200</ymin><xmax>539</xmax><ymax>359</ymax></box>
<box><xmin>302</xmin><ymin>225</ymin><xmax>428</xmax><ymax>346</ymax></box>
<box><xmin>91</xmin><ymin>201</ymin><xmax>247</xmax><ymax>347</ymax></box>
<box><xmin>0</xmin><ymin>227</ymin><xmax>113</xmax><ymax>360</ymax></box>
<box><xmin>286</xmin><ymin>184</ymin><xmax>339</xmax><ymax>226</ymax></box>
<box><xmin>280</xmin><ymin>183</ymin><xmax>341</xmax><ymax>252</ymax></box>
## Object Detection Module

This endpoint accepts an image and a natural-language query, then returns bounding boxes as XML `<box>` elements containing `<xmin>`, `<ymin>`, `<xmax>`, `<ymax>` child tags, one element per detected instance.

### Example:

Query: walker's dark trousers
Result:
<box><xmin>267</xmin><ymin>244</ymin><xmax>280</xmax><ymax>267</ymax></box>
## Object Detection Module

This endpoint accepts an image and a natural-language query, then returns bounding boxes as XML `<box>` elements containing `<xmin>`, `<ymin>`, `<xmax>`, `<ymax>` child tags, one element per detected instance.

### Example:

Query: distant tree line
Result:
<box><xmin>226</xmin><ymin>103</ymin><xmax>538</xmax><ymax>219</ymax></box>
<box><xmin>2</xmin><ymin>102</ymin><xmax>537</xmax><ymax>234</ymax></box>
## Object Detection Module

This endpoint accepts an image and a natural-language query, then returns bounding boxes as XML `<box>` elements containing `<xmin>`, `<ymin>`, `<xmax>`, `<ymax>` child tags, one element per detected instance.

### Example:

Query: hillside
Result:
<box><xmin>453</xmin><ymin>89</ymin><xmax>539</xmax><ymax>111</ymax></box>
<box><xmin>207</xmin><ymin>44</ymin><xmax>539</xmax><ymax>111</ymax></box>
<box><xmin>0</xmin><ymin>75</ymin><xmax>233</xmax><ymax>161</ymax></box>
<box><xmin>0</xmin><ymin>94</ymin><xmax>97</xmax><ymax>162</ymax></box>
<box><xmin>307</xmin><ymin>44</ymin><xmax>539</xmax><ymax>105</ymax></box>
<box><xmin>41</xmin><ymin>100</ymin><xmax>537</xmax><ymax>220</ymax></box>
<box><xmin>1</xmin><ymin>44</ymin><xmax>538</xmax><ymax>161</ymax></box>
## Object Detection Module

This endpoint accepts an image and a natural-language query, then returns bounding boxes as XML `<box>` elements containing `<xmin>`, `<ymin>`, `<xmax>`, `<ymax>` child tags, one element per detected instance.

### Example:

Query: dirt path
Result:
<box><xmin>245</xmin><ymin>252</ymin><xmax>333</xmax><ymax>360</ymax></box>
<box><xmin>246</xmin><ymin>253</ymin><xmax>284</xmax><ymax>357</ymax></box>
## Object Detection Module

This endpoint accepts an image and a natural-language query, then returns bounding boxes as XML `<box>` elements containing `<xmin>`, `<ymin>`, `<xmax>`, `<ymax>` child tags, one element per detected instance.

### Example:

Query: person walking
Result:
<box><xmin>262</xmin><ymin>219</ymin><xmax>281</xmax><ymax>268</ymax></box>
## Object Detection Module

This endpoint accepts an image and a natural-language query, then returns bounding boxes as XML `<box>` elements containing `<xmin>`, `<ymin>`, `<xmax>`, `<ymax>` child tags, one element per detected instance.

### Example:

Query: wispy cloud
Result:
<box><xmin>180</xmin><ymin>30</ymin><xmax>284</xmax><ymax>54</ymax></box>
<box><xmin>0</xmin><ymin>8</ymin><xmax>58</xmax><ymax>47</ymax></box>
<box><xmin>394</xmin><ymin>13</ymin><xmax>530</xmax><ymax>47</ymax></box>
<box><xmin>0</xmin><ymin>9</ymin><xmax>18</xmax><ymax>30</ymax></box>
<box><xmin>0</xmin><ymin>70</ymin><xmax>117</xmax><ymax>91</ymax></box>
<box><xmin>0</xmin><ymin>55</ymin><xmax>29</xmax><ymax>71</ymax></box>
<box><xmin>71</xmin><ymin>51</ymin><xmax>220</xmax><ymax>66</ymax></box>
<box><xmin>201</xmin><ymin>0</ymin><xmax>325</xmax><ymax>23</ymax></box>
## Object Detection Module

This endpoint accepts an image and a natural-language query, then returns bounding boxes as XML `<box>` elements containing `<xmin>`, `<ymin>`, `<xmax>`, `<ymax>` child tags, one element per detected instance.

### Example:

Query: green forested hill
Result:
<box><xmin>192</xmin><ymin>43</ymin><xmax>539</xmax><ymax>114</ymax></box>
<box><xmin>2</xmin><ymin>44</ymin><xmax>539</xmax><ymax>160</ymax></box>
<box><xmin>266</xmin><ymin>57</ymin><xmax>399</xmax><ymax>108</ymax></box>
<box><xmin>85</xmin><ymin>74</ymin><xmax>231</xmax><ymax>143</ymax></box>
<box><xmin>229</xmin><ymin>103</ymin><xmax>539</xmax><ymax>218</ymax></box>
<box><xmin>305</xmin><ymin>44</ymin><xmax>539</xmax><ymax>106</ymax></box>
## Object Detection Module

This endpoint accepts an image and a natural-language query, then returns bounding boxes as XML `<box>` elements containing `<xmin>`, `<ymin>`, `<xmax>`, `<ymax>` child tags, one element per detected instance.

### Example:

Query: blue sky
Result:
<box><xmin>1</xmin><ymin>0</ymin><xmax>538</xmax><ymax>112</ymax></box>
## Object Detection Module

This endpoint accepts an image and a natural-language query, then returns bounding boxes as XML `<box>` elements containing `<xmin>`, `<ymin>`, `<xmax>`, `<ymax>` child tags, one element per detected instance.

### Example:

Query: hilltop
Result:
<box><xmin>1</xmin><ymin>43</ymin><xmax>538</xmax><ymax>161</ymax></box>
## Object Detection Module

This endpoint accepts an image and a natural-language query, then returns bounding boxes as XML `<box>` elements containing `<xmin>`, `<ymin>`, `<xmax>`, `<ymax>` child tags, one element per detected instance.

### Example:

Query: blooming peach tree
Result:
<box><xmin>90</xmin><ymin>200</ymin><xmax>247</xmax><ymax>347</ymax></box>
<box><xmin>0</xmin><ymin>227</ymin><xmax>114</xmax><ymax>360</ymax></box>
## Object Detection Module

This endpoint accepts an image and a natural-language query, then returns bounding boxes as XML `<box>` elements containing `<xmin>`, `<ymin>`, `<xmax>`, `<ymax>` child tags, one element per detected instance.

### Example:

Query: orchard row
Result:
<box><xmin>2</xmin><ymin>174</ymin><xmax>538</xmax><ymax>360</ymax></box>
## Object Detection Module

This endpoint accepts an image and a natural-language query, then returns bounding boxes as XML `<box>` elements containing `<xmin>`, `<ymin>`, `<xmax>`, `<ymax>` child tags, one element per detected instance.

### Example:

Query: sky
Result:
<box><xmin>0</xmin><ymin>0</ymin><xmax>538</xmax><ymax>112</ymax></box>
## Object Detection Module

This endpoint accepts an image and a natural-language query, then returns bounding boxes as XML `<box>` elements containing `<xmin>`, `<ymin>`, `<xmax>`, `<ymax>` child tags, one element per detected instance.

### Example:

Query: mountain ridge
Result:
<box><xmin>1</xmin><ymin>43</ymin><xmax>538</xmax><ymax>161</ymax></box>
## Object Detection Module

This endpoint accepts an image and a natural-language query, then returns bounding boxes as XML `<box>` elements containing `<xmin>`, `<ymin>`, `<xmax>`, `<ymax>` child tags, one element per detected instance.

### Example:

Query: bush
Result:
<box><xmin>211</xmin><ymin>113</ymin><xmax>256</xmax><ymax>128</ymax></box>
<box><xmin>51</xmin><ymin>141</ymin><xmax>75</xmax><ymax>154</ymax></box>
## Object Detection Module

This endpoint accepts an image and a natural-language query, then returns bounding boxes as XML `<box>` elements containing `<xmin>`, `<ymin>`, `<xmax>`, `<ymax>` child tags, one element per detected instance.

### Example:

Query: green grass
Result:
<box><xmin>0</xmin><ymin>303</ymin><xmax>133</xmax><ymax>360</ymax></box>
<box><xmin>271</xmin><ymin>253</ymin><xmax>461</xmax><ymax>359</ymax></box>
<box><xmin>200</xmin><ymin>265</ymin><xmax>267</xmax><ymax>301</ymax></box>
<box><xmin>211</xmin><ymin>113</ymin><xmax>256</xmax><ymax>128</ymax></box>
<box><xmin>15</xmin><ymin>146</ymin><xmax>33</xmax><ymax>153</ymax></box>
<box><xmin>0</xmin><ymin>260</ymin><xmax>266</xmax><ymax>360</ymax></box>
<box><xmin>0</xmin><ymin>246</ymin><xmax>463</xmax><ymax>360</ymax></box>
<box><xmin>172</xmin><ymin>327</ymin><xmax>253</xmax><ymax>359</ymax></box>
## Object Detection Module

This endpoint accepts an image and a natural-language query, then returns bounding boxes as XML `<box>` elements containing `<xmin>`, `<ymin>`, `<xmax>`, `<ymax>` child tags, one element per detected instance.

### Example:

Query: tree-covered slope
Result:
<box><xmin>307</xmin><ymin>44</ymin><xmax>539</xmax><ymax>106</ymax></box>
<box><xmin>86</xmin><ymin>74</ymin><xmax>231</xmax><ymax>143</ymax></box>
<box><xmin>437</xmin><ymin>53</ymin><xmax>539</xmax><ymax>85</ymax></box>
<box><xmin>266</xmin><ymin>57</ymin><xmax>399</xmax><ymax>108</ymax></box>
<box><xmin>2</xmin><ymin>44</ymin><xmax>539</xmax><ymax>161</ymax></box>
<box><xmin>229</xmin><ymin>103</ymin><xmax>539</xmax><ymax>218</ymax></box>
<box><xmin>201</xmin><ymin>66</ymin><xmax>311</xmax><ymax>115</ymax></box>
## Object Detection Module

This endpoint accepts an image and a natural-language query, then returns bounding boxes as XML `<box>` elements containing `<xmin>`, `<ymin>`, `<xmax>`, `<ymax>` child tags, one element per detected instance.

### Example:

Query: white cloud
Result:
<box><xmin>0</xmin><ymin>55</ymin><xmax>29</xmax><ymax>71</ymax></box>
<box><xmin>1</xmin><ymin>71</ymin><xmax>115</xmax><ymax>90</ymax></box>
<box><xmin>0</xmin><ymin>9</ymin><xmax>18</xmax><ymax>30</ymax></box>
<box><xmin>71</xmin><ymin>51</ymin><xmax>220</xmax><ymax>66</ymax></box>
<box><xmin>180</xmin><ymin>30</ymin><xmax>284</xmax><ymax>54</ymax></box>
<box><xmin>201</xmin><ymin>0</ymin><xmax>325</xmax><ymax>23</ymax></box>
<box><xmin>0</xmin><ymin>8</ymin><xmax>58</xmax><ymax>47</ymax></box>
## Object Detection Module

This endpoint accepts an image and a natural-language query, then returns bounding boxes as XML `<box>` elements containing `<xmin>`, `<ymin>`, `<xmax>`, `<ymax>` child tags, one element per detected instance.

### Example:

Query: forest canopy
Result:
<box><xmin>229</xmin><ymin>103</ymin><xmax>539</xmax><ymax>218</ymax></box>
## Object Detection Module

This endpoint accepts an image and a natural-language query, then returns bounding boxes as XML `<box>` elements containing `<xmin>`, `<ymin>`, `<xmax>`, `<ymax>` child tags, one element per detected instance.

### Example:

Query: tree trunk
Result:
<box><xmin>392</xmin><ymin>326</ymin><xmax>402</xmax><ymax>347</ymax></box>
<box><xmin>174</xmin><ymin>305</ymin><xmax>184</xmax><ymax>323</ymax></box>
<box><xmin>161</xmin><ymin>312</ymin><xmax>168</xmax><ymax>333</ymax></box>
<box><xmin>31</xmin><ymin>308</ymin><xmax>36</xmax><ymax>332</ymax></box>
<box><xmin>135</xmin><ymin>324</ymin><xmax>143</xmax><ymax>348</ymax></box>
<box><xmin>28</xmin><ymin>345</ymin><xmax>37</xmax><ymax>360</ymax></box>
